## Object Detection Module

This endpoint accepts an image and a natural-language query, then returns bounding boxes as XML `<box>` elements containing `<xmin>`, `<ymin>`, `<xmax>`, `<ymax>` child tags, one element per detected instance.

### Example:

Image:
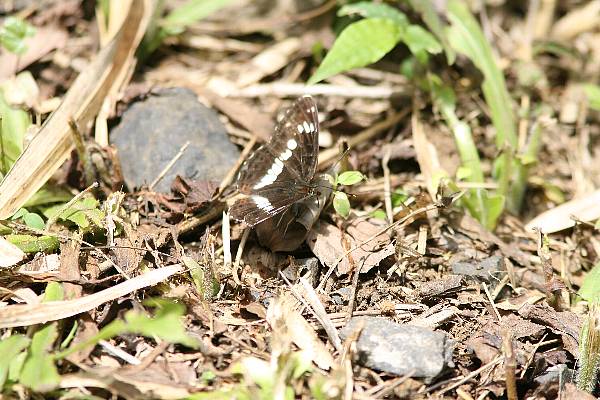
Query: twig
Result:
<box><xmin>502</xmin><ymin>329</ymin><xmax>518</xmax><ymax>400</ymax></box>
<box><xmin>233</xmin><ymin>228</ymin><xmax>250</xmax><ymax>273</ymax></box>
<box><xmin>127</xmin><ymin>341</ymin><xmax>170</xmax><ymax>372</ymax></box>
<box><xmin>222</xmin><ymin>211</ymin><xmax>232</xmax><ymax>268</ymax></box>
<box><xmin>382</xmin><ymin>148</ymin><xmax>393</xmax><ymax>224</ymax></box>
<box><xmin>365</xmin><ymin>374</ymin><xmax>415</xmax><ymax>399</ymax></box>
<box><xmin>99</xmin><ymin>339</ymin><xmax>141</xmax><ymax>365</ymax></box>
<box><xmin>345</xmin><ymin>258</ymin><xmax>364</xmax><ymax>324</ymax></box>
<box><xmin>149</xmin><ymin>141</ymin><xmax>190</xmax><ymax>191</ymax></box>
<box><xmin>0</xmin><ymin>264</ymin><xmax>183</xmax><ymax>328</ymax></box>
<box><xmin>482</xmin><ymin>282</ymin><xmax>501</xmax><ymax>321</ymax></box>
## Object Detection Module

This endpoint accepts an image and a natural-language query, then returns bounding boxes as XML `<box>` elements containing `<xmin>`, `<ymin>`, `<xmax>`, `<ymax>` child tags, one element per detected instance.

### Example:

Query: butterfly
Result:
<box><xmin>229</xmin><ymin>95</ymin><xmax>321</xmax><ymax>227</ymax></box>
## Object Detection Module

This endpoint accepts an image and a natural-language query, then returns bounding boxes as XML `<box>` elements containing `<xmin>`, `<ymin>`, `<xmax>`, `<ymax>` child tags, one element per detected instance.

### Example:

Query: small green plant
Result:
<box><xmin>0</xmin><ymin>17</ymin><xmax>35</xmax><ymax>55</ymax></box>
<box><xmin>0</xmin><ymin>294</ymin><xmax>198</xmax><ymax>393</ymax></box>
<box><xmin>0</xmin><ymin>89</ymin><xmax>31</xmax><ymax>179</ymax></box>
<box><xmin>308</xmin><ymin>0</ymin><xmax>541</xmax><ymax>229</ymax></box>
<box><xmin>308</xmin><ymin>2</ymin><xmax>442</xmax><ymax>85</ymax></box>
<box><xmin>332</xmin><ymin>170</ymin><xmax>365</xmax><ymax>218</ymax></box>
<box><xmin>188</xmin><ymin>350</ymin><xmax>342</xmax><ymax>400</ymax></box>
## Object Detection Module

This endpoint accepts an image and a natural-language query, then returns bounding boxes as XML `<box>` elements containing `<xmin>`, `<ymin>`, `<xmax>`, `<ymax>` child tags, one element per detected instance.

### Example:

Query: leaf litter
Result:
<box><xmin>0</xmin><ymin>1</ymin><xmax>599</xmax><ymax>399</ymax></box>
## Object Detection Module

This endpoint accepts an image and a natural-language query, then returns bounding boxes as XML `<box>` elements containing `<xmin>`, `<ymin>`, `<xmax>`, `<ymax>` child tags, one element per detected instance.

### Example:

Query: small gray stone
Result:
<box><xmin>339</xmin><ymin>316</ymin><xmax>454</xmax><ymax>379</ymax></box>
<box><xmin>451</xmin><ymin>255</ymin><xmax>504</xmax><ymax>281</ymax></box>
<box><xmin>111</xmin><ymin>87</ymin><xmax>240</xmax><ymax>193</ymax></box>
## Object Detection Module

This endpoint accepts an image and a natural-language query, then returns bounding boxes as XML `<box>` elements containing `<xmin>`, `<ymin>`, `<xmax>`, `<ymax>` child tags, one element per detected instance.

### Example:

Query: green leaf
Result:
<box><xmin>579</xmin><ymin>263</ymin><xmax>600</xmax><ymax>302</ymax></box>
<box><xmin>333</xmin><ymin>192</ymin><xmax>350</xmax><ymax>218</ymax></box>
<box><xmin>162</xmin><ymin>0</ymin><xmax>233</xmax><ymax>35</ymax></box>
<box><xmin>338</xmin><ymin>2</ymin><xmax>409</xmax><ymax>27</ymax></box>
<box><xmin>0</xmin><ymin>89</ymin><xmax>31</xmax><ymax>174</ymax></box>
<box><xmin>10</xmin><ymin>208</ymin><xmax>28</xmax><ymax>220</ymax></box>
<box><xmin>20</xmin><ymin>324</ymin><xmax>60</xmax><ymax>392</ymax></box>
<box><xmin>42</xmin><ymin>196</ymin><xmax>104</xmax><ymax>231</ymax></box>
<box><xmin>24</xmin><ymin>186</ymin><xmax>73</xmax><ymax>208</ymax></box>
<box><xmin>403</xmin><ymin>25</ymin><xmax>442</xmax><ymax>55</ymax></box>
<box><xmin>336</xmin><ymin>171</ymin><xmax>365</xmax><ymax>186</ymax></box>
<box><xmin>55</xmin><ymin>299</ymin><xmax>198</xmax><ymax>361</ymax></box>
<box><xmin>584</xmin><ymin>83</ymin><xmax>600</xmax><ymax>111</ymax></box>
<box><xmin>5</xmin><ymin>234</ymin><xmax>59</xmax><ymax>253</ymax></box>
<box><xmin>308</xmin><ymin>18</ymin><xmax>402</xmax><ymax>85</ymax></box>
<box><xmin>407</xmin><ymin>0</ymin><xmax>456</xmax><ymax>64</ymax></box>
<box><xmin>370</xmin><ymin>209</ymin><xmax>387</xmax><ymax>220</ymax></box>
<box><xmin>124</xmin><ymin>299</ymin><xmax>199</xmax><ymax>348</ymax></box>
<box><xmin>0</xmin><ymin>17</ymin><xmax>36</xmax><ymax>55</ymax></box>
<box><xmin>23</xmin><ymin>212</ymin><xmax>44</xmax><ymax>229</ymax></box>
<box><xmin>461</xmin><ymin>190</ymin><xmax>505</xmax><ymax>230</ymax></box>
<box><xmin>43</xmin><ymin>282</ymin><xmax>64</xmax><ymax>302</ymax></box>
<box><xmin>0</xmin><ymin>335</ymin><xmax>30</xmax><ymax>387</ymax></box>
<box><xmin>391</xmin><ymin>189</ymin><xmax>409</xmax><ymax>208</ymax></box>
<box><xmin>456</xmin><ymin>166</ymin><xmax>473</xmax><ymax>180</ymax></box>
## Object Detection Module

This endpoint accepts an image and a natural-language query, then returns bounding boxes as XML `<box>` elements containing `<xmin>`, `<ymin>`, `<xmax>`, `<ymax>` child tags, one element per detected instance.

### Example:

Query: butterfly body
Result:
<box><xmin>230</xmin><ymin>96</ymin><xmax>321</xmax><ymax>227</ymax></box>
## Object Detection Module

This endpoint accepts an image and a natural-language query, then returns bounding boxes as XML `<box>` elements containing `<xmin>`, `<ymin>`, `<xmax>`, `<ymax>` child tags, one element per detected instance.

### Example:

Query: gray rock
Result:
<box><xmin>451</xmin><ymin>255</ymin><xmax>504</xmax><ymax>281</ymax></box>
<box><xmin>339</xmin><ymin>316</ymin><xmax>454</xmax><ymax>379</ymax></box>
<box><xmin>111</xmin><ymin>87</ymin><xmax>239</xmax><ymax>193</ymax></box>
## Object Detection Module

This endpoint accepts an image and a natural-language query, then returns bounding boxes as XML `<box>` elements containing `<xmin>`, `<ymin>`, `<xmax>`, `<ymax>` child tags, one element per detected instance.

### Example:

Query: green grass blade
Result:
<box><xmin>446</xmin><ymin>1</ymin><xmax>517</xmax><ymax>149</ymax></box>
<box><xmin>446</xmin><ymin>0</ymin><xmax>527</xmax><ymax>213</ymax></box>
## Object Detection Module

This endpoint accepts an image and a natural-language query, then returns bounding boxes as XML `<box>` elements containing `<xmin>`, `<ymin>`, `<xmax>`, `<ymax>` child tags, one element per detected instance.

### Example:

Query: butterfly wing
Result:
<box><xmin>229</xmin><ymin>186</ymin><xmax>312</xmax><ymax>226</ymax></box>
<box><xmin>230</xmin><ymin>96</ymin><xmax>320</xmax><ymax>226</ymax></box>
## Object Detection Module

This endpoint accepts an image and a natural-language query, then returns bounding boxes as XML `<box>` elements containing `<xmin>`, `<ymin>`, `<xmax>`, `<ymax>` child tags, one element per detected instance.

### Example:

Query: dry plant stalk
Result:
<box><xmin>0</xmin><ymin>264</ymin><xmax>183</xmax><ymax>328</ymax></box>
<box><xmin>0</xmin><ymin>0</ymin><xmax>150</xmax><ymax>219</ymax></box>
<box><xmin>502</xmin><ymin>329</ymin><xmax>517</xmax><ymax>400</ymax></box>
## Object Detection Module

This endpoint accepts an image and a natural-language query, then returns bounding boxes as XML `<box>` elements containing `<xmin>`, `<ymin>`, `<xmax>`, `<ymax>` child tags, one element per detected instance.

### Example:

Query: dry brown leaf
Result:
<box><xmin>0</xmin><ymin>264</ymin><xmax>183</xmax><ymax>328</ymax></box>
<box><xmin>0</xmin><ymin>0</ymin><xmax>150</xmax><ymax>219</ymax></box>
<box><xmin>518</xmin><ymin>303</ymin><xmax>581</xmax><ymax>356</ymax></box>
<box><xmin>0</xmin><ymin>236</ymin><xmax>25</xmax><ymax>268</ymax></box>
<box><xmin>525</xmin><ymin>190</ymin><xmax>600</xmax><ymax>233</ymax></box>
<box><xmin>307</xmin><ymin>220</ymin><xmax>395</xmax><ymax>275</ymax></box>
